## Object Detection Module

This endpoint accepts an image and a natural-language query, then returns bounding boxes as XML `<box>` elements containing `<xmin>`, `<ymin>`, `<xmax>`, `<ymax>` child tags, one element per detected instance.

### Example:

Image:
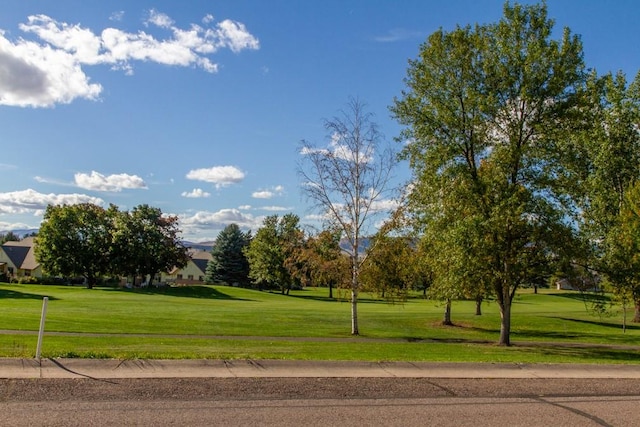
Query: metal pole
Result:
<box><xmin>36</xmin><ymin>297</ymin><xmax>48</xmax><ymax>361</ymax></box>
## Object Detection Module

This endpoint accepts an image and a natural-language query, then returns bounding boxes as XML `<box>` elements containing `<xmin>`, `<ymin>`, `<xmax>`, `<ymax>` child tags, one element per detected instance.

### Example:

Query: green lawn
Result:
<box><xmin>1</xmin><ymin>283</ymin><xmax>638</xmax><ymax>363</ymax></box>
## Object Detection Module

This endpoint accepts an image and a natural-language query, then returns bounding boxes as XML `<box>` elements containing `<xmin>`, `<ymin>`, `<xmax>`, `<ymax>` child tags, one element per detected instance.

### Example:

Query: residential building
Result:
<box><xmin>0</xmin><ymin>237</ymin><xmax>42</xmax><ymax>280</ymax></box>
<box><xmin>161</xmin><ymin>248</ymin><xmax>212</xmax><ymax>285</ymax></box>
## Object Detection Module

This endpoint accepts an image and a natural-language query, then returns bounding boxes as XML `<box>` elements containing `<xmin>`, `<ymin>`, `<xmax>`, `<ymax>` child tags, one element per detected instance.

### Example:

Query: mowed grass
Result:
<box><xmin>1</xmin><ymin>283</ymin><xmax>639</xmax><ymax>363</ymax></box>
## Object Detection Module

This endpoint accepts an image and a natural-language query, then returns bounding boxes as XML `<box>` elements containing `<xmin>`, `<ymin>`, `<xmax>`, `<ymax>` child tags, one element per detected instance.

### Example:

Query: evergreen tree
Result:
<box><xmin>205</xmin><ymin>223</ymin><xmax>251</xmax><ymax>286</ymax></box>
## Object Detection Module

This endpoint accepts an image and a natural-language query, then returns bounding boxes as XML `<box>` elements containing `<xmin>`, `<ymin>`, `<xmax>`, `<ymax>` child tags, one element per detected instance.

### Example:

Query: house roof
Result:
<box><xmin>167</xmin><ymin>249</ymin><xmax>212</xmax><ymax>275</ymax></box>
<box><xmin>190</xmin><ymin>250</ymin><xmax>212</xmax><ymax>275</ymax></box>
<box><xmin>192</xmin><ymin>258</ymin><xmax>209</xmax><ymax>275</ymax></box>
<box><xmin>2</xmin><ymin>245</ymin><xmax>30</xmax><ymax>269</ymax></box>
<box><xmin>1</xmin><ymin>237</ymin><xmax>38</xmax><ymax>271</ymax></box>
<box><xmin>189</xmin><ymin>249</ymin><xmax>213</xmax><ymax>260</ymax></box>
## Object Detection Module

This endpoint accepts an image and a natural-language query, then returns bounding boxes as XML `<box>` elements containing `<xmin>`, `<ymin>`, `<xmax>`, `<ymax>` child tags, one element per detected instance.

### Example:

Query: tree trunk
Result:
<box><xmin>475</xmin><ymin>295</ymin><xmax>483</xmax><ymax>315</ymax></box>
<box><xmin>633</xmin><ymin>299</ymin><xmax>640</xmax><ymax>323</ymax></box>
<box><xmin>442</xmin><ymin>298</ymin><xmax>453</xmax><ymax>326</ymax></box>
<box><xmin>351</xmin><ymin>254</ymin><xmax>359</xmax><ymax>335</ymax></box>
<box><xmin>351</xmin><ymin>288</ymin><xmax>359</xmax><ymax>335</ymax></box>
<box><xmin>328</xmin><ymin>282</ymin><xmax>333</xmax><ymax>299</ymax></box>
<box><xmin>498</xmin><ymin>297</ymin><xmax>512</xmax><ymax>346</ymax></box>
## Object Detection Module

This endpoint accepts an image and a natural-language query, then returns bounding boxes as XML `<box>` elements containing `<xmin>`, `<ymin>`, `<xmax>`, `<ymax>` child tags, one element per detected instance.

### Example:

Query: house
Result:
<box><xmin>555</xmin><ymin>276</ymin><xmax>601</xmax><ymax>292</ymax></box>
<box><xmin>161</xmin><ymin>248</ymin><xmax>212</xmax><ymax>285</ymax></box>
<box><xmin>0</xmin><ymin>237</ymin><xmax>42</xmax><ymax>280</ymax></box>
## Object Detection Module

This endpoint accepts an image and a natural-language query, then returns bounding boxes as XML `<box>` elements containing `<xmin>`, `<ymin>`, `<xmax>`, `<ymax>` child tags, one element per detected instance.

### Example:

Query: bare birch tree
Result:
<box><xmin>298</xmin><ymin>98</ymin><xmax>396</xmax><ymax>335</ymax></box>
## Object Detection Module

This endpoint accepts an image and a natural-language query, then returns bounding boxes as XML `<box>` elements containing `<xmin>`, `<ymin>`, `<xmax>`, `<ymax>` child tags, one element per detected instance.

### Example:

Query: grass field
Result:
<box><xmin>1</xmin><ymin>283</ymin><xmax>639</xmax><ymax>363</ymax></box>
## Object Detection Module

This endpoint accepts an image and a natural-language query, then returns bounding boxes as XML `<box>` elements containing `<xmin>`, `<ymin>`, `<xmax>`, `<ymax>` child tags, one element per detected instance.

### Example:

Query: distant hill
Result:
<box><xmin>339</xmin><ymin>237</ymin><xmax>370</xmax><ymax>254</ymax></box>
<box><xmin>183</xmin><ymin>241</ymin><xmax>214</xmax><ymax>252</ymax></box>
<box><xmin>184</xmin><ymin>238</ymin><xmax>370</xmax><ymax>254</ymax></box>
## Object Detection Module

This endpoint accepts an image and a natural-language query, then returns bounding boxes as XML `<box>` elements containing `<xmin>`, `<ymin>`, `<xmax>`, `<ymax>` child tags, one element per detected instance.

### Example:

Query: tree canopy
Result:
<box><xmin>287</xmin><ymin>227</ymin><xmax>349</xmax><ymax>299</ymax></box>
<box><xmin>571</xmin><ymin>71</ymin><xmax>640</xmax><ymax>321</ymax></box>
<box><xmin>205</xmin><ymin>223</ymin><xmax>251</xmax><ymax>286</ymax></box>
<box><xmin>36</xmin><ymin>203</ymin><xmax>188</xmax><ymax>288</ymax></box>
<box><xmin>391</xmin><ymin>2</ymin><xmax>586</xmax><ymax>345</ymax></box>
<box><xmin>36</xmin><ymin>203</ymin><xmax>114</xmax><ymax>288</ymax></box>
<box><xmin>244</xmin><ymin>214</ymin><xmax>303</xmax><ymax>294</ymax></box>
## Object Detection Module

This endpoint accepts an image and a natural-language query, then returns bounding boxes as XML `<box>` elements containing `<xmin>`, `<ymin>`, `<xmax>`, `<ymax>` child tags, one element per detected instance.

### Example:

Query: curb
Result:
<box><xmin>1</xmin><ymin>359</ymin><xmax>640</xmax><ymax>379</ymax></box>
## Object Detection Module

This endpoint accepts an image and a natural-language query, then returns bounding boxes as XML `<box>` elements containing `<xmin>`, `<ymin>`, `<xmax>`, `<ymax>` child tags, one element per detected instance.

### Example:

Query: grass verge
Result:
<box><xmin>1</xmin><ymin>283</ymin><xmax>638</xmax><ymax>363</ymax></box>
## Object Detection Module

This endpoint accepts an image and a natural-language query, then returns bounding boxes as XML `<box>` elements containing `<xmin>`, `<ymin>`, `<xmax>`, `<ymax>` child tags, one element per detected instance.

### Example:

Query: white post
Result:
<box><xmin>36</xmin><ymin>297</ymin><xmax>49</xmax><ymax>362</ymax></box>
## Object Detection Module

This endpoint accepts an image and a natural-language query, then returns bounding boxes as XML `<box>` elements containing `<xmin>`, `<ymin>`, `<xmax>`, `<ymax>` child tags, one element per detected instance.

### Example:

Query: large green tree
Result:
<box><xmin>205</xmin><ymin>223</ymin><xmax>251</xmax><ymax>286</ymax></box>
<box><xmin>604</xmin><ymin>182</ymin><xmax>640</xmax><ymax>325</ymax></box>
<box><xmin>36</xmin><ymin>203</ymin><xmax>113</xmax><ymax>288</ymax></box>
<box><xmin>244</xmin><ymin>214</ymin><xmax>303</xmax><ymax>294</ymax></box>
<box><xmin>288</xmin><ymin>228</ymin><xmax>349</xmax><ymax>299</ymax></box>
<box><xmin>391</xmin><ymin>2</ymin><xmax>585</xmax><ymax>345</ymax></box>
<box><xmin>299</xmin><ymin>98</ymin><xmax>396</xmax><ymax>335</ymax></box>
<box><xmin>113</xmin><ymin>204</ymin><xmax>189</xmax><ymax>286</ymax></box>
<box><xmin>360</xmin><ymin>235</ymin><xmax>415</xmax><ymax>301</ymax></box>
<box><xmin>573</xmin><ymin>71</ymin><xmax>640</xmax><ymax>321</ymax></box>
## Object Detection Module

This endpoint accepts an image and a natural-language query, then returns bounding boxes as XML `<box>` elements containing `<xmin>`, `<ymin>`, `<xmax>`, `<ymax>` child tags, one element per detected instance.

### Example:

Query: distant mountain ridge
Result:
<box><xmin>183</xmin><ymin>241</ymin><xmax>214</xmax><ymax>252</ymax></box>
<box><xmin>1</xmin><ymin>233</ymin><xmax>368</xmax><ymax>254</ymax></box>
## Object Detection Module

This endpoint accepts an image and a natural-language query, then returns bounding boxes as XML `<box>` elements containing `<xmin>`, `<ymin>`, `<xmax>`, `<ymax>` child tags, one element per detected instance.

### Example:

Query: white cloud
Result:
<box><xmin>370</xmin><ymin>198</ymin><xmax>399</xmax><ymax>212</ymax></box>
<box><xmin>252</xmin><ymin>190</ymin><xmax>273</xmax><ymax>199</ymax></box>
<box><xmin>252</xmin><ymin>185</ymin><xmax>284</xmax><ymax>199</ymax></box>
<box><xmin>146</xmin><ymin>9</ymin><xmax>174</xmax><ymax>29</ymax></box>
<box><xmin>74</xmin><ymin>171</ymin><xmax>147</xmax><ymax>192</ymax></box>
<box><xmin>1</xmin><ymin>12</ymin><xmax>259</xmax><ymax>107</ymax></box>
<box><xmin>301</xmin><ymin>134</ymin><xmax>372</xmax><ymax>164</ymax></box>
<box><xmin>109</xmin><ymin>11</ymin><xmax>125</xmax><ymax>22</ymax></box>
<box><xmin>373</xmin><ymin>28</ymin><xmax>423</xmax><ymax>43</ymax></box>
<box><xmin>215</xmin><ymin>19</ymin><xmax>260</xmax><ymax>53</ymax></box>
<box><xmin>329</xmin><ymin>132</ymin><xmax>373</xmax><ymax>163</ymax></box>
<box><xmin>0</xmin><ymin>30</ymin><xmax>102</xmax><ymax>107</ymax></box>
<box><xmin>238</xmin><ymin>205</ymin><xmax>252</xmax><ymax>210</ymax></box>
<box><xmin>303</xmin><ymin>213</ymin><xmax>330</xmax><ymax>222</ymax></box>
<box><xmin>181</xmin><ymin>188</ymin><xmax>211</xmax><ymax>198</ymax></box>
<box><xmin>260</xmin><ymin>206</ymin><xmax>290</xmax><ymax>212</ymax></box>
<box><xmin>179</xmin><ymin>208</ymin><xmax>262</xmax><ymax>235</ymax></box>
<box><xmin>0</xmin><ymin>220</ymin><xmax>34</xmax><ymax>231</ymax></box>
<box><xmin>0</xmin><ymin>188</ymin><xmax>103</xmax><ymax>214</ymax></box>
<box><xmin>34</xmin><ymin>175</ymin><xmax>72</xmax><ymax>186</ymax></box>
<box><xmin>186</xmin><ymin>165</ymin><xmax>245</xmax><ymax>188</ymax></box>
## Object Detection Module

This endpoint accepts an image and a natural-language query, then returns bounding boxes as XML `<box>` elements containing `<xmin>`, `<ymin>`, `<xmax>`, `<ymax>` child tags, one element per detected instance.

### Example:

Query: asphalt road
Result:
<box><xmin>2</xmin><ymin>377</ymin><xmax>640</xmax><ymax>426</ymax></box>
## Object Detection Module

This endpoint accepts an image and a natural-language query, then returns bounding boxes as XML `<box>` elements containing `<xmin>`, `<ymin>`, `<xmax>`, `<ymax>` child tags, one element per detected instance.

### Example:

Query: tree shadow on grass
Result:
<box><xmin>105</xmin><ymin>285</ymin><xmax>251</xmax><ymax>301</ymax></box>
<box><xmin>552</xmin><ymin>316</ymin><xmax>640</xmax><ymax>331</ymax></box>
<box><xmin>0</xmin><ymin>289</ymin><xmax>58</xmax><ymax>301</ymax></box>
<box><xmin>288</xmin><ymin>293</ymin><xmax>342</xmax><ymax>303</ymax></box>
<box><xmin>549</xmin><ymin>292</ymin><xmax>611</xmax><ymax>303</ymax></box>
<box><xmin>288</xmin><ymin>292</ymin><xmax>398</xmax><ymax>305</ymax></box>
<box><xmin>510</xmin><ymin>343</ymin><xmax>640</xmax><ymax>363</ymax></box>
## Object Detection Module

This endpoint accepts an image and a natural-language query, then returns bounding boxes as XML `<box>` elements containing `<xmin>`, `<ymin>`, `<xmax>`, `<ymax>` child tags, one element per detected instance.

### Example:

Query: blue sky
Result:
<box><xmin>1</xmin><ymin>1</ymin><xmax>638</xmax><ymax>241</ymax></box>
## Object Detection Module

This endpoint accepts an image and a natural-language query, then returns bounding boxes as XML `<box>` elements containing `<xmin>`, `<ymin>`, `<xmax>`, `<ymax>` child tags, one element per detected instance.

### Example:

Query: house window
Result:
<box><xmin>187</xmin><ymin>275</ymin><xmax>193</xmax><ymax>280</ymax></box>
<box><xmin>177</xmin><ymin>274</ymin><xmax>183</xmax><ymax>279</ymax></box>
<box><xmin>199</xmin><ymin>276</ymin><xmax>204</xmax><ymax>282</ymax></box>
<box><xmin>24</xmin><ymin>271</ymin><xmax>31</xmax><ymax>277</ymax></box>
